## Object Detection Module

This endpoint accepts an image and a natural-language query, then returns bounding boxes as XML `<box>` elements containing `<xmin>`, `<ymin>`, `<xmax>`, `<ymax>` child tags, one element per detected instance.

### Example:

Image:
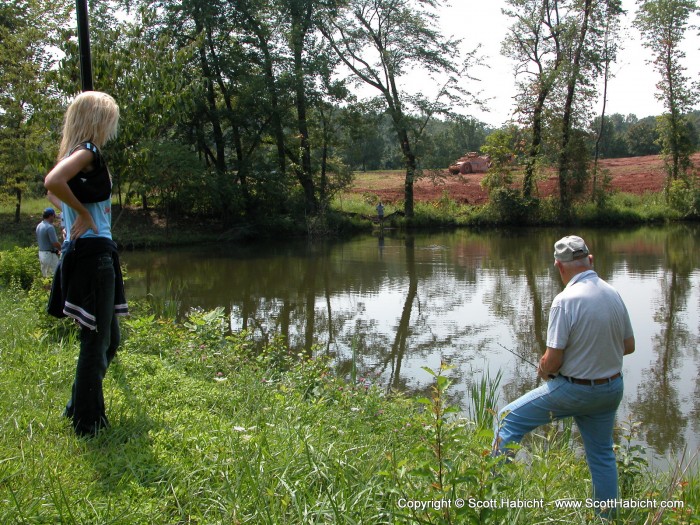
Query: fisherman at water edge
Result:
<box><xmin>492</xmin><ymin>235</ymin><xmax>635</xmax><ymax>517</ymax></box>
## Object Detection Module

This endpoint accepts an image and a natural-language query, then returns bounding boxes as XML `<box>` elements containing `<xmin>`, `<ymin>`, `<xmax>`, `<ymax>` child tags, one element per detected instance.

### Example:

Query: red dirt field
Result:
<box><xmin>349</xmin><ymin>153</ymin><xmax>700</xmax><ymax>205</ymax></box>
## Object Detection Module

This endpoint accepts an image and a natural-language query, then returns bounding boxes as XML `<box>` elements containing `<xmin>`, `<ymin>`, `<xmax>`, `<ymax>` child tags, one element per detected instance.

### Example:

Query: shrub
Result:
<box><xmin>0</xmin><ymin>246</ymin><xmax>40</xmax><ymax>290</ymax></box>
<box><xmin>668</xmin><ymin>178</ymin><xmax>700</xmax><ymax>218</ymax></box>
<box><xmin>487</xmin><ymin>188</ymin><xmax>533</xmax><ymax>224</ymax></box>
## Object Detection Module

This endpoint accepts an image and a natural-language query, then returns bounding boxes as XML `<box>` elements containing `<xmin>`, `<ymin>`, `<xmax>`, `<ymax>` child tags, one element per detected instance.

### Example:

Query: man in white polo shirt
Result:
<box><xmin>493</xmin><ymin>235</ymin><xmax>635</xmax><ymax>514</ymax></box>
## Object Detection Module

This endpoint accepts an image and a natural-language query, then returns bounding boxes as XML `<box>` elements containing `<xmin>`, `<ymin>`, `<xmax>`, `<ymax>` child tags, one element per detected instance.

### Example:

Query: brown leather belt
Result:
<box><xmin>562</xmin><ymin>372</ymin><xmax>621</xmax><ymax>386</ymax></box>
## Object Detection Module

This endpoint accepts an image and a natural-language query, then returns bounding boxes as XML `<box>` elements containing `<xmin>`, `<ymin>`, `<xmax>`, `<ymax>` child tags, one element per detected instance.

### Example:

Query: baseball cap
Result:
<box><xmin>42</xmin><ymin>208</ymin><xmax>55</xmax><ymax>218</ymax></box>
<box><xmin>553</xmin><ymin>235</ymin><xmax>589</xmax><ymax>262</ymax></box>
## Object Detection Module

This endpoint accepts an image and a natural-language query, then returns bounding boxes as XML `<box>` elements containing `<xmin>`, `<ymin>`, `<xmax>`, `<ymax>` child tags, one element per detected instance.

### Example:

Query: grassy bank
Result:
<box><xmin>332</xmin><ymin>190</ymin><xmax>686</xmax><ymax>230</ymax></box>
<box><xmin>5</xmin><ymin>184</ymin><xmax>696</xmax><ymax>252</ymax></box>
<box><xmin>0</xmin><ymin>263</ymin><xmax>697</xmax><ymax>524</ymax></box>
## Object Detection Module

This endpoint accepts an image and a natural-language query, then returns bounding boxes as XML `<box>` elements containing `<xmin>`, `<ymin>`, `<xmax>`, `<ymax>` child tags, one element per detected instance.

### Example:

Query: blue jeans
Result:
<box><xmin>65</xmin><ymin>253</ymin><xmax>120</xmax><ymax>436</ymax></box>
<box><xmin>493</xmin><ymin>375</ymin><xmax>624</xmax><ymax>504</ymax></box>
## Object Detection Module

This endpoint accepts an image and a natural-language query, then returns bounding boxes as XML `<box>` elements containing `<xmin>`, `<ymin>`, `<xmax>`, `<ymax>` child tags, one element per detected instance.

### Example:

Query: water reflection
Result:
<box><xmin>121</xmin><ymin>225</ymin><xmax>700</xmax><ymax>461</ymax></box>
<box><xmin>629</xmin><ymin>228</ymin><xmax>699</xmax><ymax>455</ymax></box>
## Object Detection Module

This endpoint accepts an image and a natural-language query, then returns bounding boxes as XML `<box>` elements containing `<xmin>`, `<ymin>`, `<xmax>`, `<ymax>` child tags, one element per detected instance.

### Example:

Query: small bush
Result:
<box><xmin>487</xmin><ymin>188</ymin><xmax>533</xmax><ymax>224</ymax></box>
<box><xmin>0</xmin><ymin>246</ymin><xmax>40</xmax><ymax>290</ymax></box>
<box><xmin>668</xmin><ymin>178</ymin><xmax>700</xmax><ymax>218</ymax></box>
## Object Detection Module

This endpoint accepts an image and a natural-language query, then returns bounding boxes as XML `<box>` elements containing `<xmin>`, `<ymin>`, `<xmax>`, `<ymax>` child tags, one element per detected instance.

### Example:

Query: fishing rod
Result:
<box><xmin>497</xmin><ymin>342</ymin><xmax>538</xmax><ymax>369</ymax></box>
<box><xmin>497</xmin><ymin>343</ymin><xmax>558</xmax><ymax>380</ymax></box>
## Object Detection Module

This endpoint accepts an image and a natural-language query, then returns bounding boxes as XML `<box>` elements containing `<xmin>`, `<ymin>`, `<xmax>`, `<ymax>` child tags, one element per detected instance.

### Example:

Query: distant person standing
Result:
<box><xmin>376</xmin><ymin>201</ymin><xmax>384</xmax><ymax>222</ymax></box>
<box><xmin>36</xmin><ymin>208</ymin><xmax>61</xmax><ymax>277</ymax></box>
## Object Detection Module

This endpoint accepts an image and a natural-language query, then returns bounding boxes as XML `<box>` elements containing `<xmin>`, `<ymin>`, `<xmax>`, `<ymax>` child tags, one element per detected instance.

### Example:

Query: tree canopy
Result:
<box><xmin>0</xmin><ymin>0</ymin><xmax>697</xmax><ymax>226</ymax></box>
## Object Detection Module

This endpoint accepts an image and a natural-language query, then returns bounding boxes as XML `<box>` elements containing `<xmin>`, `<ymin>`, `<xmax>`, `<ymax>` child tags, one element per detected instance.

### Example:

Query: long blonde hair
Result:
<box><xmin>58</xmin><ymin>91</ymin><xmax>120</xmax><ymax>159</ymax></box>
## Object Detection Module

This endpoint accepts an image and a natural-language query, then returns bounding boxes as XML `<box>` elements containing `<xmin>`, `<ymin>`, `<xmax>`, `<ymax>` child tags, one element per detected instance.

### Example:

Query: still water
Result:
<box><xmin>120</xmin><ymin>225</ymin><xmax>700</xmax><ymax>464</ymax></box>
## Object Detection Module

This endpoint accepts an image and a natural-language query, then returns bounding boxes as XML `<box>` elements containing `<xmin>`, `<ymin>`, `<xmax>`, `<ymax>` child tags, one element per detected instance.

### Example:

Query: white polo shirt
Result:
<box><xmin>547</xmin><ymin>270</ymin><xmax>634</xmax><ymax>379</ymax></box>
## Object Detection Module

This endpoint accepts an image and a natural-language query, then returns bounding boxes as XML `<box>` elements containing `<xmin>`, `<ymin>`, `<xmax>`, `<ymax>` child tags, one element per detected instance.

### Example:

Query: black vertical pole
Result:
<box><xmin>76</xmin><ymin>0</ymin><xmax>94</xmax><ymax>91</ymax></box>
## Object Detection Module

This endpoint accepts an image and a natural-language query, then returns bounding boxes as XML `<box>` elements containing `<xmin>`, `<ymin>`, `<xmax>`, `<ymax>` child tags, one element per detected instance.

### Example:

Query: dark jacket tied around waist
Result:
<box><xmin>48</xmin><ymin>237</ymin><xmax>128</xmax><ymax>330</ymax></box>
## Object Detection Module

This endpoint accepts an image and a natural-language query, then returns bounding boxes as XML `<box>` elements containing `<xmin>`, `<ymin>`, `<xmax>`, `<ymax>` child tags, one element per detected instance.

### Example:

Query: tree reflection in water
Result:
<box><xmin>121</xmin><ymin>225</ymin><xmax>700</xmax><ymax>460</ymax></box>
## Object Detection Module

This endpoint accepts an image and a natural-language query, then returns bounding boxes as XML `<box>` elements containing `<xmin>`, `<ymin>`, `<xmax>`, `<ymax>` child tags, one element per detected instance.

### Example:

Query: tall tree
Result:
<box><xmin>504</xmin><ymin>0</ymin><xmax>622</xmax><ymax>210</ymax></box>
<box><xmin>0</xmin><ymin>0</ymin><xmax>67</xmax><ymax>221</ymax></box>
<box><xmin>503</xmin><ymin>0</ymin><xmax>567</xmax><ymax>199</ymax></box>
<box><xmin>117</xmin><ymin>0</ymin><xmax>296</xmax><ymax>217</ymax></box>
<box><xmin>591</xmin><ymin>0</ymin><xmax>623</xmax><ymax>199</ymax></box>
<box><xmin>634</xmin><ymin>0</ymin><xmax>699</xmax><ymax>195</ymax></box>
<box><xmin>556</xmin><ymin>0</ymin><xmax>606</xmax><ymax>211</ymax></box>
<box><xmin>284</xmin><ymin>0</ymin><xmax>319</xmax><ymax>214</ymax></box>
<box><xmin>318</xmin><ymin>0</ymin><xmax>476</xmax><ymax>218</ymax></box>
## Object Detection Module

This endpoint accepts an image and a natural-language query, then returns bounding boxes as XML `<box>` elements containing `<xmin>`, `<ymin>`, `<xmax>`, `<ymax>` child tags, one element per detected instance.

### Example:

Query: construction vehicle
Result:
<box><xmin>448</xmin><ymin>152</ymin><xmax>491</xmax><ymax>175</ymax></box>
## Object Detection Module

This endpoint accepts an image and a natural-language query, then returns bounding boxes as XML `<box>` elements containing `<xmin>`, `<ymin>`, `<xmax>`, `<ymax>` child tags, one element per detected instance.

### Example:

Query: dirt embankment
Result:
<box><xmin>349</xmin><ymin>153</ymin><xmax>700</xmax><ymax>204</ymax></box>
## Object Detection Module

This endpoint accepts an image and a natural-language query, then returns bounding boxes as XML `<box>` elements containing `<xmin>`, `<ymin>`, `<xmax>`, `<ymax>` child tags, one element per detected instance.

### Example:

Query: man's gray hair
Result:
<box><xmin>559</xmin><ymin>256</ymin><xmax>592</xmax><ymax>270</ymax></box>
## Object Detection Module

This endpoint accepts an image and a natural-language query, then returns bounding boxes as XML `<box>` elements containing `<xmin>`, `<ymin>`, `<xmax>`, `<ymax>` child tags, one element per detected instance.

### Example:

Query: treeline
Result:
<box><xmin>345</xmin><ymin>110</ymin><xmax>700</xmax><ymax>170</ymax></box>
<box><xmin>591</xmin><ymin>111</ymin><xmax>700</xmax><ymax>159</ymax></box>
<box><xmin>1</xmin><ymin>0</ymin><xmax>699</xmax><ymax>228</ymax></box>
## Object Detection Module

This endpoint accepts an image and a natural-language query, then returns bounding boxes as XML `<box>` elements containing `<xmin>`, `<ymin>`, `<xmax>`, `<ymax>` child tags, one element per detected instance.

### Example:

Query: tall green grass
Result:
<box><xmin>0</xmin><ymin>272</ymin><xmax>697</xmax><ymax>524</ymax></box>
<box><xmin>331</xmin><ymin>189</ymin><xmax>689</xmax><ymax>229</ymax></box>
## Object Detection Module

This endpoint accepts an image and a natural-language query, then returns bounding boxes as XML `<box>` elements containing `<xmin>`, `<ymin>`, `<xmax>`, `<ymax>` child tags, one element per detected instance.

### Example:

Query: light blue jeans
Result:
<box><xmin>493</xmin><ymin>374</ymin><xmax>624</xmax><ymax>504</ymax></box>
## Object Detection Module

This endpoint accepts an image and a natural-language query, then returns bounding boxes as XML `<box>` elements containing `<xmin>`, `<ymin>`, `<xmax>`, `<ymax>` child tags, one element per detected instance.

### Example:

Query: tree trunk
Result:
<box><xmin>593</xmin><ymin>54</ymin><xmax>610</xmax><ymax>201</ymax></box>
<box><xmin>253</xmin><ymin>24</ymin><xmax>287</xmax><ymax>177</ymax></box>
<box><xmin>290</xmin><ymin>3</ymin><xmax>318</xmax><ymax>215</ymax></box>
<box><xmin>387</xmin><ymin>85</ymin><xmax>416</xmax><ymax>218</ymax></box>
<box><xmin>558</xmin><ymin>0</ymin><xmax>592</xmax><ymax>214</ymax></box>
<box><xmin>14</xmin><ymin>189</ymin><xmax>21</xmax><ymax>223</ymax></box>
<box><xmin>196</xmin><ymin>16</ymin><xmax>226</xmax><ymax>177</ymax></box>
<box><xmin>524</xmin><ymin>90</ymin><xmax>548</xmax><ymax>199</ymax></box>
<box><xmin>292</xmin><ymin>39</ymin><xmax>317</xmax><ymax>215</ymax></box>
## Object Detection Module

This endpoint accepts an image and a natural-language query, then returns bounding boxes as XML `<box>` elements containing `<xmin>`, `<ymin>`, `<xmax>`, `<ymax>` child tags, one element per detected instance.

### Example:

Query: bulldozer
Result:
<box><xmin>448</xmin><ymin>152</ymin><xmax>491</xmax><ymax>175</ymax></box>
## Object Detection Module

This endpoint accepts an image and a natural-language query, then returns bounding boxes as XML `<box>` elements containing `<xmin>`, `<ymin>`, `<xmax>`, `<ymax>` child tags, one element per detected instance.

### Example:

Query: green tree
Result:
<box><xmin>123</xmin><ymin>0</ymin><xmax>355</xmax><ymax>220</ymax></box>
<box><xmin>503</xmin><ymin>0</ymin><xmax>567</xmax><ymax>199</ymax></box>
<box><xmin>589</xmin><ymin>114</ymin><xmax>631</xmax><ymax>158</ymax></box>
<box><xmin>319</xmin><ymin>0</ymin><xmax>478</xmax><ymax>218</ymax></box>
<box><xmin>284</xmin><ymin>0</ymin><xmax>319</xmax><ymax>214</ymax></box>
<box><xmin>591</xmin><ymin>1</ymin><xmax>623</xmax><ymax>198</ymax></box>
<box><xmin>634</xmin><ymin>0</ymin><xmax>699</xmax><ymax>196</ymax></box>
<box><xmin>504</xmin><ymin>0</ymin><xmax>623</xmax><ymax>212</ymax></box>
<box><xmin>625</xmin><ymin>117</ymin><xmax>662</xmax><ymax>155</ymax></box>
<box><xmin>557</xmin><ymin>0</ymin><xmax>622</xmax><ymax>213</ymax></box>
<box><xmin>0</xmin><ymin>0</ymin><xmax>67</xmax><ymax>222</ymax></box>
<box><xmin>480</xmin><ymin>127</ymin><xmax>519</xmax><ymax>193</ymax></box>
<box><xmin>53</xmin><ymin>2</ymin><xmax>205</xmax><ymax>213</ymax></box>
<box><xmin>340</xmin><ymin>104</ymin><xmax>385</xmax><ymax>171</ymax></box>
<box><xmin>110</xmin><ymin>0</ymin><xmax>291</xmax><ymax>217</ymax></box>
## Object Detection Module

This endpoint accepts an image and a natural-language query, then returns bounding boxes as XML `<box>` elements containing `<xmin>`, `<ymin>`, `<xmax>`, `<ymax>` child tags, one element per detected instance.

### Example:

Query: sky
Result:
<box><xmin>430</xmin><ymin>0</ymin><xmax>700</xmax><ymax>127</ymax></box>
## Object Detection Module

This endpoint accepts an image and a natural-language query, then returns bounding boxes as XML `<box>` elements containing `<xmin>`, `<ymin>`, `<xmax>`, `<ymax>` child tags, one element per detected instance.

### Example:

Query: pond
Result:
<box><xmin>120</xmin><ymin>224</ymin><xmax>700</xmax><ymax>465</ymax></box>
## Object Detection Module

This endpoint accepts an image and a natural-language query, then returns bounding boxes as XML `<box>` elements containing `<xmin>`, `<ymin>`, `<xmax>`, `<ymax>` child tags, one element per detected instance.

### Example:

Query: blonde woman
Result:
<box><xmin>45</xmin><ymin>91</ymin><xmax>128</xmax><ymax>437</ymax></box>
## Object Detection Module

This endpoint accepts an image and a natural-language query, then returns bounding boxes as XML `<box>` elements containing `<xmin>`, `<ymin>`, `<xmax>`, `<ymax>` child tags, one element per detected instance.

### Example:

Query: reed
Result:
<box><xmin>467</xmin><ymin>367</ymin><xmax>504</xmax><ymax>430</ymax></box>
